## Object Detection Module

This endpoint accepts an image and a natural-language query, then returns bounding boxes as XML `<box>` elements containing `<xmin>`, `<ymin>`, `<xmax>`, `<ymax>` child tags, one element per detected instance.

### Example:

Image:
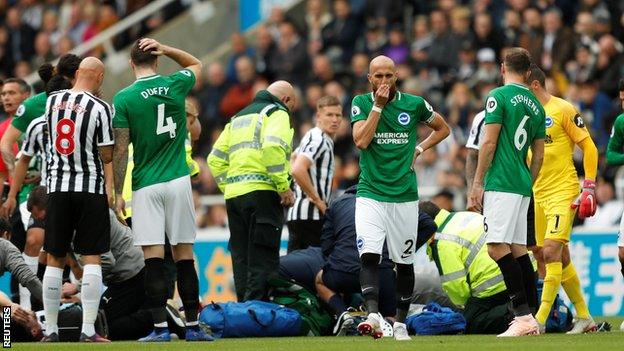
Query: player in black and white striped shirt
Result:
<box><xmin>41</xmin><ymin>57</ymin><xmax>114</xmax><ymax>343</ymax></box>
<box><xmin>287</xmin><ymin>96</ymin><xmax>342</xmax><ymax>252</ymax></box>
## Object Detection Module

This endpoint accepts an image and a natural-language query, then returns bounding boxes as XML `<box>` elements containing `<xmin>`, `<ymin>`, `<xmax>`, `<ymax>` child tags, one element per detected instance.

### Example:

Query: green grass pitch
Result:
<box><xmin>10</xmin><ymin>317</ymin><xmax>623</xmax><ymax>351</ymax></box>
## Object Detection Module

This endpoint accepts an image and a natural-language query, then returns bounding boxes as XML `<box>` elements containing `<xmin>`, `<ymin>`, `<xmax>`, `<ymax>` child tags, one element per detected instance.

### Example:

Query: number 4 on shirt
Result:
<box><xmin>156</xmin><ymin>103</ymin><xmax>176</xmax><ymax>138</ymax></box>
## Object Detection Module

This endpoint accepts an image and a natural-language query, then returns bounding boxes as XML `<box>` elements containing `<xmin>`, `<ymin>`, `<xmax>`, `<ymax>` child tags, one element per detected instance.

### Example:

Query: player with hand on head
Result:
<box><xmin>469</xmin><ymin>48</ymin><xmax>545</xmax><ymax>337</ymax></box>
<box><xmin>112</xmin><ymin>38</ymin><xmax>212</xmax><ymax>342</ymax></box>
<box><xmin>351</xmin><ymin>55</ymin><xmax>449</xmax><ymax>340</ymax></box>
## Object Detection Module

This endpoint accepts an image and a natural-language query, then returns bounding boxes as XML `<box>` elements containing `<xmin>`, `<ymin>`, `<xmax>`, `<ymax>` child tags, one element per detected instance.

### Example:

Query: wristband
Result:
<box><xmin>415</xmin><ymin>145</ymin><xmax>424</xmax><ymax>154</ymax></box>
<box><xmin>372</xmin><ymin>105</ymin><xmax>382</xmax><ymax>113</ymax></box>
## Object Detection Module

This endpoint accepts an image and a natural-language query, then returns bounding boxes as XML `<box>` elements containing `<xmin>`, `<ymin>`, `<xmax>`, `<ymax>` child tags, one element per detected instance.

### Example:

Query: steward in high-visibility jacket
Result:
<box><xmin>208</xmin><ymin>84</ymin><xmax>295</xmax><ymax>301</ymax></box>
<box><xmin>420</xmin><ymin>201</ymin><xmax>515</xmax><ymax>334</ymax></box>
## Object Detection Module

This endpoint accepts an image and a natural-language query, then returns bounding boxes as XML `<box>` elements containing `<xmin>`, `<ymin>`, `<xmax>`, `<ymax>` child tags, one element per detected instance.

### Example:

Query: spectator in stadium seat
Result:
<box><xmin>573</xmin><ymin>11</ymin><xmax>599</xmax><ymax>52</ymax></box>
<box><xmin>304</xmin><ymin>0</ymin><xmax>332</xmax><ymax>56</ymax></box>
<box><xmin>382</xmin><ymin>25</ymin><xmax>409</xmax><ymax>65</ymax></box>
<box><xmin>196</xmin><ymin>62</ymin><xmax>229</xmax><ymax>132</ymax></box>
<box><xmin>56</xmin><ymin>36</ymin><xmax>75</xmax><ymax>57</ymax></box>
<box><xmin>30</xmin><ymin>33</ymin><xmax>54</xmax><ymax>70</ymax></box>
<box><xmin>5</xmin><ymin>8</ymin><xmax>36</xmax><ymax>72</ymax></box>
<box><xmin>359</xmin><ymin>22</ymin><xmax>387</xmax><ymax>58</ymax></box>
<box><xmin>349</xmin><ymin>53</ymin><xmax>369</xmax><ymax>92</ymax></box>
<box><xmin>541</xmin><ymin>8</ymin><xmax>575</xmax><ymax>71</ymax></box>
<box><xmin>313</xmin><ymin>185</ymin><xmax>437</xmax><ymax>334</ymax></box>
<box><xmin>254</xmin><ymin>24</ymin><xmax>277</xmax><ymax>81</ymax></box>
<box><xmin>519</xmin><ymin>7</ymin><xmax>544</xmax><ymax>62</ymax></box>
<box><xmin>409</xmin><ymin>16</ymin><xmax>431</xmax><ymax>68</ymax></box>
<box><xmin>365</xmin><ymin>0</ymin><xmax>404</xmax><ymax>29</ymax></box>
<box><xmin>578</xmin><ymin>79</ymin><xmax>613</xmax><ymax>147</ymax></box>
<box><xmin>321</xmin><ymin>0</ymin><xmax>360</xmax><ymax>66</ymax></box>
<box><xmin>225</xmin><ymin>33</ymin><xmax>255</xmax><ymax>83</ymax></box>
<box><xmin>427</xmin><ymin>10</ymin><xmax>457</xmax><ymax>73</ymax></box>
<box><xmin>40</xmin><ymin>10</ymin><xmax>61</xmax><ymax>52</ymax></box>
<box><xmin>449</xmin><ymin>7</ymin><xmax>475</xmax><ymax>54</ymax></box>
<box><xmin>272</xmin><ymin>21</ymin><xmax>309</xmax><ymax>89</ymax></box>
<box><xmin>501</xmin><ymin>10</ymin><xmax>523</xmax><ymax>47</ymax></box>
<box><xmin>219</xmin><ymin>56</ymin><xmax>257</xmax><ymax>119</ymax></box>
<box><xmin>467</xmin><ymin>48</ymin><xmax>499</xmax><ymax>89</ymax></box>
<box><xmin>595</xmin><ymin>34</ymin><xmax>624</xmax><ymax>98</ymax></box>
<box><xmin>565</xmin><ymin>45</ymin><xmax>596</xmax><ymax>84</ymax></box>
<box><xmin>473</xmin><ymin>13</ymin><xmax>504</xmax><ymax>55</ymax></box>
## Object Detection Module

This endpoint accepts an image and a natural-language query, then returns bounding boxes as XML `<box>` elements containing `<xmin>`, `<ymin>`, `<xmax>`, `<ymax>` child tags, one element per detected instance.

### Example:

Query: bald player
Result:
<box><xmin>350</xmin><ymin>55</ymin><xmax>450</xmax><ymax>340</ymax></box>
<box><xmin>41</xmin><ymin>57</ymin><xmax>114</xmax><ymax>342</ymax></box>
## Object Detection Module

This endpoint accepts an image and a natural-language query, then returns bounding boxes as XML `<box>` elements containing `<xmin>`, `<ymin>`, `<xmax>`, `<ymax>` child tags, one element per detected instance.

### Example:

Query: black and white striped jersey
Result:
<box><xmin>287</xmin><ymin>127</ymin><xmax>334</xmax><ymax>221</ymax></box>
<box><xmin>45</xmin><ymin>90</ymin><xmax>114</xmax><ymax>194</ymax></box>
<box><xmin>21</xmin><ymin>115</ymin><xmax>48</xmax><ymax>185</ymax></box>
<box><xmin>466</xmin><ymin>110</ymin><xmax>485</xmax><ymax>150</ymax></box>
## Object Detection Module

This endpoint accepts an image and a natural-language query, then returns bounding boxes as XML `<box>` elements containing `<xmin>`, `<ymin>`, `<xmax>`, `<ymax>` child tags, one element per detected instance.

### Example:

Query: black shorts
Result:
<box><xmin>526</xmin><ymin>196</ymin><xmax>536</xmax><ymax>247</ymax></box>
<box><xmin>44</xmin><ymin>192</ymin><xmax>110</xmax><ymax>257</ymax></box>
<box><xmin>322</xmin><ymin>267</ymin><xmax>396</xmax><ymax>317</ymax></box>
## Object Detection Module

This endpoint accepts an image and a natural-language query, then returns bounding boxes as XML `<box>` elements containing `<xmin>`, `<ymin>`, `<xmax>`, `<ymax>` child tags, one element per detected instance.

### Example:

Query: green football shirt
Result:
<box><xmin>12</xmin><ymin>92</ymin><xmax>47</xmax><ymax>133</ymax></box>
<box><xmin>113</xmin><ymin>70</ymin><xmax>195</xmax><ymax>190</ymax></box>
<box><xmin>351</xmin><ymin>91</ymin><xmax>435</xmax><ymax>202</ymax></box>
<box><xmin>483</xmin><ymin>83</ymin><xmax>546</xmax><ymax>196</ymax></box>
<box><xmin>607</xmin><ymin>113</ymin><xmax>624</xmax><ymax>165</ymax></box>
<box><xmin>12</xmin><ymin>92</ymin><xmax>47</xmax><ymax>203</ymax></box>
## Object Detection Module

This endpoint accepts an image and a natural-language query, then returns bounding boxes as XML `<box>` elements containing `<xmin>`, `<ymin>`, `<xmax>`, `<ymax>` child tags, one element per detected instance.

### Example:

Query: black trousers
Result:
<box><xmin>226</xmin><ymin>190</ymin><xmax>283</xmax><ymax>302</ymax></box>
<box><xmin>462</xmin><ymin>291</ymin><xmax>513</xmax><ymax>334</ymax></box>
<box><xmin>286</xmin><ymin>219</ymin><xmax>323</xmax><ymax>253</ymax></box>
<box><xmin>100</xmin><ymin>269</ymin><xmax>153</xmax><ymax>340</ymax></box>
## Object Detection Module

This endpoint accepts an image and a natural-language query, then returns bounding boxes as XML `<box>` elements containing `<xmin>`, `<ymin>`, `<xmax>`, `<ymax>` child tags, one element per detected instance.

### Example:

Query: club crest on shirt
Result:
<box><xmin>356</xmin><ymin>237</ymin><xmax>365</xmax><ymax>250</ymax></box>
<box><xmin>15</xmin><ymin>105</ymin><xmax>25</xmax><ymax>117</ymax></box>
<box><xmin>545</xmin><ymin>116</ymin><xmax>554</xmax><ymax>128</ymax></box>
<box><xmin>397</xmin><ymin>112</ymin><xmax>410</xmax><ymax>125</ymax></box>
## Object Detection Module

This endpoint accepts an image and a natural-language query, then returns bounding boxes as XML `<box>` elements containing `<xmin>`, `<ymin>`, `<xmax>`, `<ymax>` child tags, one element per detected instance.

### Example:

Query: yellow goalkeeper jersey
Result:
<box><xmin>533</xmin><ymin>96</ymin><xmax>590</xmax><ymax>200</ymax></box>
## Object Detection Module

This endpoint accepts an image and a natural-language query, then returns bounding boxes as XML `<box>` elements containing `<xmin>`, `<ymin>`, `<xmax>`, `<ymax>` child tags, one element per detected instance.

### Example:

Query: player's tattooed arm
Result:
<box><xmin>0</xmin><ymin>125</ymin><xmax>20</xmax><ymax>177</ymax></box>
<box><xmin>465</xmin><ymin>149</ymin><xmax>478</xmax><ymax>192</ymax></box>
<box><xmin>112</xmin><ymin>128</ymin><xmax>129</xmax><ymax>196</ymax></box>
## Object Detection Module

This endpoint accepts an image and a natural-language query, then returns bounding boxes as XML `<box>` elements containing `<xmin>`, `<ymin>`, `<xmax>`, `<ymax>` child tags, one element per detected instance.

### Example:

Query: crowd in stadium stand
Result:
<box><xmin>1</xmin><ymin>0</ymin><xmax>624</xmax><ymax>229</ymax></box>
<box><xmin>0</xmin><ymin>0</ymin><xmax>188</xmax><ymax>80</ymax></box>
<box><xmin>187</xmin><ymin>0</ymin><xmax>624</xmax><ymax>228</ymax></box>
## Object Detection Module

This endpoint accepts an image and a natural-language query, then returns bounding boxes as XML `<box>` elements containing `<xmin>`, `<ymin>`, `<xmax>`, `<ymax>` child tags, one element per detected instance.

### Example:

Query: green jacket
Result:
<box><xmin>427</xmin><ymin>210</ymin><xmax>506</xmax><ymax>307</ymax></box>
<box><xmin>207</xmin><ymin>90</ymin><xmax>293</xmax><ymax>199</ymax></box>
